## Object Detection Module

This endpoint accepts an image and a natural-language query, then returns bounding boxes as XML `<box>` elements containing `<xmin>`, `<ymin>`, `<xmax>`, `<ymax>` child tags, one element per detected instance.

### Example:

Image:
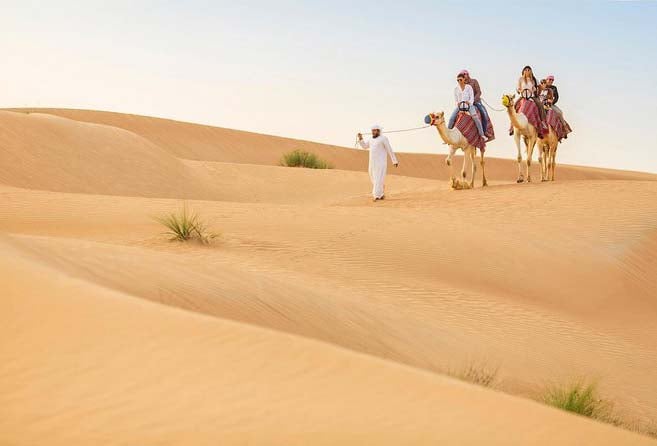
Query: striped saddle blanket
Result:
<box><xmin>454</xmin><ymin>108</ymin><xmax>493</xmax><ymax>151</ymax></box>
<box><xmin>546</xmin><ymin>109</ymin><xmax>566</xmax><ymax>140</ymax></box>
<box><xmin>516</xmin><ymin>98</ymin><xmax>544</xmax><ymax>136</ymax></box>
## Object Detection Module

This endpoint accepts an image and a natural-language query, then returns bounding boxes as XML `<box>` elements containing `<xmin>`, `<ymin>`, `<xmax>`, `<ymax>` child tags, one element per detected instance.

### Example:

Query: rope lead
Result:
<box><xmin>480</xmin><ymin>97</ymin><xmax>506</xmax><ymax>112</ymax></box>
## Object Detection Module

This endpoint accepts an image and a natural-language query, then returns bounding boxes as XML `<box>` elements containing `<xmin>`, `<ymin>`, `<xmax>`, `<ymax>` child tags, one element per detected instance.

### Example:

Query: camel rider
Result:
<box><xmin>546</xmin><ymin>75</ymin><xmax>559</xmax><ymax>106</ymax></box>
<box><xmin>448</xmin><ymin>72</ymin><xmax>486</xmax><ymax>140</ymax></box>
<box><xmin>545</xmin><ymin>74</ymin><xmax>572</xmax><ymax>137</ymax></box>
<box><xmin>510</xmin><ymin>65</ymin><xmax>546</xmax><ymax>136</ymax></box>
<box><xmin>545</xmin><ymin>75</ymin><xmax>563</xmax><ymax>116</ymax></box>
<box><xmin>516</xmin><ymin>65</ymin><xmax>545</xmax><ymax>119</ymax></box>
<box><xmin>462</xmin><ymin>69</ymin><xmax>489</xmax><ymax>134</ymax></box>
<box><xmin>538</xmin><ymin>79</ymin><xmax>554</xmax><ymax>107</ymax></box>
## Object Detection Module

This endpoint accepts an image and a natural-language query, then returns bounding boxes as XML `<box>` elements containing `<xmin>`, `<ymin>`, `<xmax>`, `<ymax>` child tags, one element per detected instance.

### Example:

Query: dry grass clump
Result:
<box><xmin>155</xmin><ymin>206</ymin><xmax>218</xmax><ymax>244</ymax></box>
<box><xmin>281</xmin><ymin>150</ymin><xmax>332</xmax><ymax>169</ymax></box>
<box><xmin>448</xmin><ymin>363</ymin><xmax>498</xmax><ymax>388</ymax></box>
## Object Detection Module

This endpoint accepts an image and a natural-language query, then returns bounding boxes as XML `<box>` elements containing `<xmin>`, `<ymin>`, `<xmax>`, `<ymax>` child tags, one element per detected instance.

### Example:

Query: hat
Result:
<box><xmin>458</xmin><ymin>69</ymin><xmax>469</xmax><ymax>76</ymax></box>
<box><xmin>547</xmin><ymin>75</ymin><xmax>555</xmax><ymax>81</ymax></box>
<box><xmin>371</xmin><ymin>124</ymin><xmax>382</xmax><ymax>131</ymax></box>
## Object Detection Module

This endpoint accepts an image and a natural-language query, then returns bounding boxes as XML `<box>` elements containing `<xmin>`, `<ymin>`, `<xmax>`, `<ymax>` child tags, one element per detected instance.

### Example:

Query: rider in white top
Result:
<box><xmin>455</xmin><ymin>83</ymin><xmax>475</xmax><ymax>106</ymax></box>
<box><xmin>447</xmin><ymin>72</ymin><xmax>485</xmax><ymax>138</ymax></box>
<box><xmin>518</xmin><ymin>77</ymin><xmax>536</xmax><ymax>99</ymax></box>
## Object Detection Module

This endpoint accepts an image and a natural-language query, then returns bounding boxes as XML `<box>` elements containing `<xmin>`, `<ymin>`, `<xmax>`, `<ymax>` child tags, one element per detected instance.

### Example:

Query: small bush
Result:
<box><xmin>542</xmin><ymin>381</ymin><xmax>611</xmax><ymax>420</ymax></box>
<box><xmin>155</xmin><ymin>206</ymin><xmax>217</xmax><ymax>244</ymax></box>
<box><xmin>448</xmin><ymin>363</ymin><xmax>498</xmax><ymax>388</ymax></box>
<box><xmin>281</xmin><ymin>150</ymin><xmax>332</xmax><ymax>169</ymax></box>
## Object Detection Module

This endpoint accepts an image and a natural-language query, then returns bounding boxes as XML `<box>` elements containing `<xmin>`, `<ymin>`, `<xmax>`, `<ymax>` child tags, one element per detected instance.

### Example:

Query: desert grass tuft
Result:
<box><xmin>155</xmin><ymin>206</ymin><xmax>218</xmax><ymax>244</ymax></box>
<box><xmin>448</xmin><ymin>363</ymin><xmax>498</xmax><ymax>388</ymax></box>
<box><xmin>281</xmin><ymin>150</ymin><xmax>332</xmax><ymax>169</ymax></box>
<box><xmin>542</xmin><ymin>380</ymin><xmax>611</xmax><ymax>420</ymax></box>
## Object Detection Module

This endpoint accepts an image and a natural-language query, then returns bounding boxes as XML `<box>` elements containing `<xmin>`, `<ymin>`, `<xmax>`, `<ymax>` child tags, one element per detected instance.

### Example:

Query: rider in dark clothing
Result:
<box><xmin>545</xmin><ymin>75</ymin><xmax>572</xmax><ymax>138</ymax></box>
<box><xmin>547</xmin><ymin>78</ymin><xmax>559</xmax><ymax>105</ymax></box>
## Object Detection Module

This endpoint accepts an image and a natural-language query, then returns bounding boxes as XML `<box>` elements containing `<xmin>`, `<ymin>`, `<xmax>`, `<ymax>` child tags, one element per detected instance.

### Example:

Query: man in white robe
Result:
<box><xmin>357</xmin><ymin>125</ymin><xmax>399</xmax><ymax>201</ymax></box>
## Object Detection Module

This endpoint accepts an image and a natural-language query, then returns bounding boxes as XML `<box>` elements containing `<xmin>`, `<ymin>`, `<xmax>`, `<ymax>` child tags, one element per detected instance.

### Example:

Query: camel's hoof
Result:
<box><xmin>446</xmin><ymin>160</ymin><xmax>451</xmax><ymax>167</ymax></box>
<box><xmin>482</xmin><ymin>181</ymin><xmax>488</xmax><ymax>187</ymax></box>
<box><xmin>516</xmin><ymin>178</ymin><xmax>524</xmax><ymax>184</ymax></box>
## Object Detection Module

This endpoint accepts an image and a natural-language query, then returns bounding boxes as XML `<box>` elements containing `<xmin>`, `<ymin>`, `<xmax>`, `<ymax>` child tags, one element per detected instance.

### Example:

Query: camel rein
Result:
<box><xmin>480</xmin><ymin>97</ymin><xmax>506</xmax><ymax>112</ymax></box>
<box><xmin>353</xmin><ymin>96</ymin><xmax>505</xmax><ymax>148</ymax></box>
<box><xmin>354</xmin><ymin>124</ymin><xmax>431</xmax><ymax>148</ymax></box>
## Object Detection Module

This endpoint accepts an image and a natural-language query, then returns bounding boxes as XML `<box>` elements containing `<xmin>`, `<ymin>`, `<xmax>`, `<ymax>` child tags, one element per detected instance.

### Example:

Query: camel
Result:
<box><xmin>427</xmin><ymin>112</ymin><xmax>487</xmax><ymax>189</ymax></box>
<box><xmin>502</xmin><ymin>94</ymin><xmax>548</xmax><ymax>183</ymax></box>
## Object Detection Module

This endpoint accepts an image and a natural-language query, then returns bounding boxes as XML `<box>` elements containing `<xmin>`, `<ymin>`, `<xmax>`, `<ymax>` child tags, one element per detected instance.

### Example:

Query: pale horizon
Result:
<box><xmin>2</xmin><ymin>0</ymin><xmax>657</xmax><ymax>173</ymax></box>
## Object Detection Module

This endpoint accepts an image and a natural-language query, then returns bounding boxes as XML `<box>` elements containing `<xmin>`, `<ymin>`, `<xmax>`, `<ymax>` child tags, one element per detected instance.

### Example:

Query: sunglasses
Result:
<box><xmin>457</xmin><ymin>78</ymin><xmax>465</xmax><ymax>81</ymax></box>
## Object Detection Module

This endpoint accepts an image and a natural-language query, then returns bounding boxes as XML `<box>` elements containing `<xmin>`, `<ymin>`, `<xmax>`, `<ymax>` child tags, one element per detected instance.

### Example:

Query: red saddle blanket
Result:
<box><xmin>454</xmin><ymin>108</ymin><xmax>494</xmax><ymax>151</ymax></box>
<box><xmin>515</xmin><ymin>98</ymin><xmax>544</xmax><ymax>136</ymax></box>
<box><xmin>546</xmin><ymin>109</ymin><xmax>566</xmax><ymax>140</ymax></box>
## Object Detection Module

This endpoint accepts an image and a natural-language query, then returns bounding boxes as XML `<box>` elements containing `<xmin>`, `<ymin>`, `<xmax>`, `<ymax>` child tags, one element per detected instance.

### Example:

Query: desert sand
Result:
<box><xmin>1</xmin><ymin>109</ymin><xmax>656</xmax><ymax>445</ymax></box>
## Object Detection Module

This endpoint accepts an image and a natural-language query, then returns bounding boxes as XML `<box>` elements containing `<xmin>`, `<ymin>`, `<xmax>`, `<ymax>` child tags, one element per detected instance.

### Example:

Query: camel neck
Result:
<box><xmin>507</xmin><ymin>104</ymin><xmax>523</xmax><ymax>130</ymax></box>
<box><xmin>436</xmin><ymin>121</ymin><xmax>454</xmax><ymax>145</ymax></box>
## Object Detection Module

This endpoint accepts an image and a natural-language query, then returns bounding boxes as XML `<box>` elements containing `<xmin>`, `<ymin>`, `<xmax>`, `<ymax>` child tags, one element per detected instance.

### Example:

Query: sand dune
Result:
<box><xmin>4</xmin><ymin>238</ymin><xmax>654</xmax><ymax>445</ymax></box>
<box><xmin>7</xmin><ymin>108</ymin><xmax>656</xmax><ymax>183</ymax></box>
<box><xmin>1</xmin><ymin>109</ymin><xmax>656</xmax><ymax>444</ymax></box>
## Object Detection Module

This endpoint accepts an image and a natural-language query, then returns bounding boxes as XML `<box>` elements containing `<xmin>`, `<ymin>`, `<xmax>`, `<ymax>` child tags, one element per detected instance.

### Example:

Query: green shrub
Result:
<box><xmin>281</xmin><ymin>150</ymin><xmax>332</xmax><ymax>169</ymax></box>
<box><xmin>155</xmin><ymin>206</ymin><xmax>217</xmax><ymax>244</ymax></box>
<box><xmin>542</xmin><ymin>381</ymin><xmax>610</xmax><ymax>420</ymax></box>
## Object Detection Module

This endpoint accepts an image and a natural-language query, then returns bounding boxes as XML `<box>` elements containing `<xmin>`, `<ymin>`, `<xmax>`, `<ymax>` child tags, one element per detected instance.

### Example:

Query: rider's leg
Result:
<box><xmin>447</xmin><ymin>107</ymin><xmax>459</xmax><ymax>129</ymax></box>
<box><xmin>469</xmin><ymin>105</ymin><xmax>485</xmax><ymax>137</ymax></box>
<box><xmin>474</xmin><ymin>102</ymin><xmax>488</xmax><ymax>134</ymax></box>
<box><xmin>533</xmin><ymin>97</ymin><xmax>546</xmax><ymax>120</ymax></box>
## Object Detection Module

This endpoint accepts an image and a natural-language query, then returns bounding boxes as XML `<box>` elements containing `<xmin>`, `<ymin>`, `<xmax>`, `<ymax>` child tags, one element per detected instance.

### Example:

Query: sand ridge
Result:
<box><xmin>1</xmin><ymin>109</ymin><xmax>656</xmax><ymax>444</ymax></box>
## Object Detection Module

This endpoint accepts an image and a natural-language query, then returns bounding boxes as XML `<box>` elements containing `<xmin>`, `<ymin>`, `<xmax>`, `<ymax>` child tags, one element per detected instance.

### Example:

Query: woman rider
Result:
<box><xmin>510</xmin><ymin>65</ymin><xmax>546</xmax><ymax>135</ymax></box>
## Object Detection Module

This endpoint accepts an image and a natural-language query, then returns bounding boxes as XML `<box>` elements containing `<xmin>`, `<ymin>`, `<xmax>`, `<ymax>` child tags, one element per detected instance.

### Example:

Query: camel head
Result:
<box><xmin>427</xmin><ymin>112</ymin><xmax>445</xmax><ymax>126</ymax></box>
<box><xmin>502</xmin><ymin>94</ymin><xmax>516</xmax><ymax>108</ymax></box>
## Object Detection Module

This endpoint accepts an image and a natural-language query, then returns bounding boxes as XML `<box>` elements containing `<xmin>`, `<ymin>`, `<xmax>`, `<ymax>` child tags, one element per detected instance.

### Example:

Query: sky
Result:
<box><xmin>2</xmin><ymin>0</ymin><xmax>657</xmax><ymax>173</ymax></box>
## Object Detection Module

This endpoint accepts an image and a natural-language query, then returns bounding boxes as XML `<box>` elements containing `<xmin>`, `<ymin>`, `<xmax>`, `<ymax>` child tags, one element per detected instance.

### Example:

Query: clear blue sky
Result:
<box><xmin>2</xmin><ymin>1</ymin><xmax>657</xmax><ymax>173</ymax></box>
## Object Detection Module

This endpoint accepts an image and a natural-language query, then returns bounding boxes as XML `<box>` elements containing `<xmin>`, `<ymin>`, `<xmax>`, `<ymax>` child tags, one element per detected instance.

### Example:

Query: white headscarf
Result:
<box><xmin>371</xmin><ymin>124</ymin><xmax>383</xmax><ymax>131</ymax></box>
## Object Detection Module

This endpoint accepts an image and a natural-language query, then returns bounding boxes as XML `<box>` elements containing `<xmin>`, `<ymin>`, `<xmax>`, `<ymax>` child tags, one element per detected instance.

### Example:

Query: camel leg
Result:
<box><xmin>469</xmin><ymin>147</ymin><xmax>477</xmax><ymax>189</ymax></box>
<box><xmin>460</xmin><ymin>151</ymin><xmax>468</xmax><ymax>185</ymax></box>
<box><xmin>537</xmin><ymin>143</ymin><xmax>545</xmax><ymax>182</ymax></box>
<box><xmin>480</xmin><ymin>149</ymin><xmax>488</xmax><ymax>187</ymax></box>
<box><xmin>526</xmin><ymin>137</ymin><xmax>536</xmax><ymax>183</ymax></box>
<box><xmin>550</xmin><ymin>145</ymin><xmax>558</xmax><ymax>181</ymax></box>
<box><xmin>514</xmin><ymin>132</ymin><xmax>524</xmax><ymax>183</ymax></box>
<box><xmin>447</xmin><ymin>146</ymin><xmax>456</xmax><ymax>188</ymax></box>
<box><xmin>541</xmin><ymin>144</ymin><xmax>548</xmax><ymax>182</ymax></box>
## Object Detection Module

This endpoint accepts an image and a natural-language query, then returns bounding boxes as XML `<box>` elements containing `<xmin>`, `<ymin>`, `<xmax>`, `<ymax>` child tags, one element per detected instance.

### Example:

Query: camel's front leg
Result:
<box><xmin>540</xmin><ymin>144</ymin><xmax>548</xmax><ymax>182</ymax></box>
<box><xmin>469</xmin><ymin>148</ymin><xmax>477</xmax><ymax>188</ymax></box>
<box><xmin>514</xmin><ymin>132</ymin><xmax>524</xmax><ymax>183</ymax></box>
<box><xmin>480</xmin><ymin>149</ymin><xmax>488</xmax><ymax>187</ymax></box>
<box><xmin>447</xmin><ymin>146</ymin><xmax>457</xmax><ymax>186</ymax></box>
<box><xmin>526</xmin><ymin>137</ymin><xmax>536</xmax><ymax>183</ymax></box>
<box><xmin>537</xmin><ymin>143</ymin><xmax>545</xmax><ymax>181</ymax></box>
<box><xmin>446</xmin><ymin>146</ymin><xmax>455</xmax><ymax>168</ymax></box>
